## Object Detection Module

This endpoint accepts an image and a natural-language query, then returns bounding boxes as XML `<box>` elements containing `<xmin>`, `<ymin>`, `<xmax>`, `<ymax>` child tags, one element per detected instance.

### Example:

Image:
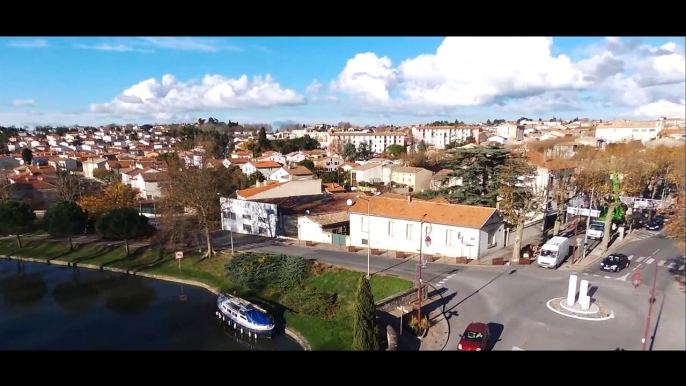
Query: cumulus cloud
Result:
<box><xmin>74</xmin><ymin>43</ymin><xmax>146</xmax><ymax>53</ymax></box>
<box><xmin>6</xmin><ymin>39</ymin><xmax>48</xmax><ymax>48</ymax></box>
<box><xmin>89</xmin><ymin>74</ymin><xmax>306</xmax><ymax>120</ymax></box>
<box><xmin>330</xmin><ymin>37</ymin><xmax>686</xmax><ymax>118</ymax></box>
<box><xmin>633</xmin><ymin>100</ymin><xmax>685</xmax><ymax>119</ymax></box>
<box><xmin>306</xmin><ymin>80</ymin><xmax>322</xmax><ymax>94</ymax></box>
<box><xmin>305</xmin><ymin>79</ymin><xmax>340</xmax><ymax>103</ymax></box>
<box><xmin>12</xmin><ymin>99</ymin><xmax>35</xmax><ymax>106</ymax></box>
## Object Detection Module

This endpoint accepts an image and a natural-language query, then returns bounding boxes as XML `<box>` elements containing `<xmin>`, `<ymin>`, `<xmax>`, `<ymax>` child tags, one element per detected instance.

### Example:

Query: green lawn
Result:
<box><xmin>0</xmin><ymin>238</ymin><xmax>413</xmax><ymax>350</ymax></box>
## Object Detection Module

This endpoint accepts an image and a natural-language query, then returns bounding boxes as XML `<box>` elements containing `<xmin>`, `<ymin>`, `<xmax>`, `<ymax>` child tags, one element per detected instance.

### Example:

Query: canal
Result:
<box><xmin>0</xmin><ymin>259</ymin><xmax>302</xmax><ymax>350</ymax></box>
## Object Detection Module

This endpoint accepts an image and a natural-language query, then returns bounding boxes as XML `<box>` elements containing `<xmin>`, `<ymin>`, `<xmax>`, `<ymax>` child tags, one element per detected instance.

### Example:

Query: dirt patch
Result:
<box><xmin>311</xmin><ymin>262</ymin><xmax>343</xmax><ymax>276</ymax></box>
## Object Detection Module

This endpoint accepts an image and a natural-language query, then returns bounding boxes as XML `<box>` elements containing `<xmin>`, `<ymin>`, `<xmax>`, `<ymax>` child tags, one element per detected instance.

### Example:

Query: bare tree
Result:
<box><xmin>498</xmin><ymin>155</ymin><xmax>548</xmax><ymax>263</ymax></box>
<box><xmin>54</xmin><ymin>168</ymin><xmax>81</xmax><ymax>202</ymax></box>
<box><xmin>0</xmin><ymin>170</ymin><xmax>12</xmax><ymax>203</ymax></box>
<box><xmin>337</xmin><ymin>121</ymin><xmax>352</xmax><ymax>130</ymax></box>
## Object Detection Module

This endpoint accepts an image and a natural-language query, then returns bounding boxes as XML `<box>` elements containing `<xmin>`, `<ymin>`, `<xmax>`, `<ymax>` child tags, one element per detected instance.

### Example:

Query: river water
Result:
<box><xmin>0</xmin><ymin>259</ymin><xmax>301</xmax><ymax>350</ymax></box>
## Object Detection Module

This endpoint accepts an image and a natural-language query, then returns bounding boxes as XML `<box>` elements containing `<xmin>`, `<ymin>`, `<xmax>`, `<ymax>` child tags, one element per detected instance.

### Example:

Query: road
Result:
<box><xmin>240</xmin><ymin>234</ymin><xmax>685</xmax><ymax>351</ymax></box>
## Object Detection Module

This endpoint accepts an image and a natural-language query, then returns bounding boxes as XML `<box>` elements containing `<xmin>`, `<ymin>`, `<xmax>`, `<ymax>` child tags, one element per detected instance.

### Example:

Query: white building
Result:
<box><xmin>329</xmin><ymin>132</ymin><xmax>407</xmax><ymax>155</ymax></box>
<box><xmin>350</xmin><ymin>162</ymin><xmax>384</xmax><ymax>185</ymax></box>
<box><xmin>495</xmin><ymin>123</ymin><xmax>524</xmax><ymax>140</ymax></box>
<box><xmin>297</xmin><ymin>213</ymin><xmax>349</xmax><ymax>244</ymax></box>
<box><xmin>268</xmin><ymin>166</ymin><xmax>314</xmax><ymax>183</ymax></box>
<box><xmin>82</xmin><ymin>158</ymin><xmax>107</xmax><ymax>178</ymax></box>
<box><xmin>348</xmin><ymin>195</ymin><xmax>504</xmax><ymax>260</ymax></box>
<box><xmin>131</xmin><ymin>171</ymin><xmax>168</xmax><ymax>200</ymax></box>
<box><xmin>595</xmin><ymin>121</ymin><xmax>662</xmax><ymax>143</ymax></box>
<box><xmin>411</xmin><ymin>126</ymin><xmax>478</xmax><ymax>150</ymax></box>
<box><xmin>220</xmin><ymin>197</ymin><xmax>279</xmax><ymax>237</ymax></box>
<box><xmin>241</xmin><ymin>161</ymin><xmax>282</xmax><ymax>178</ymax></box>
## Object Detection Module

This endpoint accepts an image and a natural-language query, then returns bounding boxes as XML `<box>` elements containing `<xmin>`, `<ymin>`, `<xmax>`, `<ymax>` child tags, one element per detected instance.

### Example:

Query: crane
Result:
<box><xmin>599</xmin><ymin>171</ymin><xmax>626</xmax><ymax>223</ymax></box>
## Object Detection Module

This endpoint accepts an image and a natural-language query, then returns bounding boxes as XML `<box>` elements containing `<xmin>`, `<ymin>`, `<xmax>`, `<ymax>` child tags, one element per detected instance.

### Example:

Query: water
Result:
<box><xmin>0</xmin><ymin>259</ymin><xmax>302</xmax><ymax>350</ymax></box>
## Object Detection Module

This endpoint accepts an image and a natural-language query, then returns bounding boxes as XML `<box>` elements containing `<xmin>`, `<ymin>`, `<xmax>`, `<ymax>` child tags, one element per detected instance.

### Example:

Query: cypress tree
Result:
<box><xmin>351</xmin><ymin>275</ymin><xmax>380</xmax><ymax>351</ymax></box>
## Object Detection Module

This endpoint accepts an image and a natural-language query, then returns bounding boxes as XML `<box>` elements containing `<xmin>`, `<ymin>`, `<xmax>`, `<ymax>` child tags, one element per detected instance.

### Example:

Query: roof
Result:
<box><xmin>392</xmin><ymin>166</ymin><xmax>427</xmax><ymax>174</ymax></box>
<box><xmin>431</xmin><ymin>169</ymin><xmax>452</xmax><ymax>181</ymax></box>
<box><xmin>250</xmin><ymin>161</ymin><xmax>282</xmax><ymax>169</ymax></box>
<box><xmin>322</xmin><ymin>182</ymin><xmax>346</xmax><ymax>193</ymax></box>
<box><xmin>285</xmin><ymin>166</ymin><xmax>313</xmax><ymax>176</ymax></box>
<box><xmin>331</xmin><ymin>132</ymin><xmax>399</xmax><ymax>137</ymax></box>
<box><xmin>258</xmin><ymin>192</ymin><xmax>358</xmax><ymax>215</ymax></box>
<box><xmin>237</xmin><ymin>181</ymin><xmax>282</xmax><ymax>198</ymax></box>
<box><xmin>305</xmin><ymin>212</ymin><xmax>350</xmax><ymax>227</ymax></box>
<box><xmin>140</xmin><ymin>172</ymin><xmax>170</xmax><ymax>182</ymax></box>
<box><xmin>596</xmin><ymin>121</ymin><xmax>658</xmax><ymax>130</ymax></box>
<box><xmin>341</xmin><ymin>162</ymin><xmax>360</xmax><ymax>168</ymax></box>
<box><xmin>352</xmin><ymin>162</ymin><xmax>382</xmax><ymax>172</ymax></box>
<box><xmin>525</xmin><ymin>151</ymin><xmax>577</xmax><ymax>171</ymax></box>
<box><xmin>348</xmin><ymin>195</ymin><xmax>497</xmax><ymax>229</ymax></box>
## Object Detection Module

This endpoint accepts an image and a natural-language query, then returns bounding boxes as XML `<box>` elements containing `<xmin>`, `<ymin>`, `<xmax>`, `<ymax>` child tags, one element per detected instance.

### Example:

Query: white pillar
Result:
<box><xmin>579</xmin><ymin>279</ymin><xmax>589</xmax><ymax>301</ymax></box>
<box><xmin>579</xmin><ymin>296</ymin><xmax>591</xmax><ymax>310</ymax></box>
<box><xmin>567</xmin><ymin>275</ymin><xmax>578</xmax><ymax>306</ymax></box>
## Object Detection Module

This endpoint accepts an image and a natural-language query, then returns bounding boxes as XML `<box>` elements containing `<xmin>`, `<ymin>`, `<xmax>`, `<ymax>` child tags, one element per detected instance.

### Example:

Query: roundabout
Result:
<box><xmin>545</xmin><ymin>274</ymin><xmax>616</xmax><ymax>321</ymax></box>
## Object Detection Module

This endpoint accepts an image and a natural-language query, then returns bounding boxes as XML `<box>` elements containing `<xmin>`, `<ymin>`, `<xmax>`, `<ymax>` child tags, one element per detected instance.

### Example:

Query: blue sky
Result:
<box><xmin>0</xmin><ymin>36</ymin><xmax>684</xmax><ymax>128</ymax></box>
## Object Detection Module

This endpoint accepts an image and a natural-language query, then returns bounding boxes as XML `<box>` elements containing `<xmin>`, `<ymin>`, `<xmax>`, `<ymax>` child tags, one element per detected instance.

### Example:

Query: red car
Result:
<box><xmin>457</xmin><ymin>322</ymin><xmax>490</xmax><ymax>351</ymax></box>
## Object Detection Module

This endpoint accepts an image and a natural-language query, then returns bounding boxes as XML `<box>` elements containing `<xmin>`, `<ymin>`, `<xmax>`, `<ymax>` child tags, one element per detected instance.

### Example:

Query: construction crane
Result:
<box><xmin>599</xmin><ymin>171</ymin><xmax>626</xmax><ymax>223</ymax></box>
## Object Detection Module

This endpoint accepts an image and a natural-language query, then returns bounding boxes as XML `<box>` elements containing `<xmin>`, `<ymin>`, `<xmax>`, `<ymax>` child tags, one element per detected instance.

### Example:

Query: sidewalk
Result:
<box><xmin>563</xmin><ymin>228</ymin><xmax>642</xmax><ymax>269</ymax></box>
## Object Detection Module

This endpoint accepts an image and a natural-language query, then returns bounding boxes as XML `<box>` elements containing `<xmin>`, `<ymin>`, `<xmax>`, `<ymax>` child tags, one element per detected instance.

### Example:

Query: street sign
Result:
<box><xmin>566</xmin><ymin>207</ymin><xmax>601</xmax><ymax>217</ymax></box>
<box><xmin>175</xmin><ymin>251</ymin><xmax>184</xmax><ymax>259</ymax></box>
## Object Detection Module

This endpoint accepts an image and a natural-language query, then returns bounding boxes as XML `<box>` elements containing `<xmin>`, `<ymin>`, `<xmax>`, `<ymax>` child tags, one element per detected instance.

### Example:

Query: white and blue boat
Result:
<box><xmin>216</xmin><ymin>293</ymin><xmax>275</xmax><ymax>338</ymax></box>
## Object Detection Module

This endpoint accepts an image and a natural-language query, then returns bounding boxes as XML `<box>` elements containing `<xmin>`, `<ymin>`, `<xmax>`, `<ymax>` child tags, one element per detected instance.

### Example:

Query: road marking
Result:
<box><xmin>631</xmin><ymin>267</ymin><xmax>637</xmax><ymax>271</ymax></box>
<box><xmin>667</xmin><ymin>262</ymin><xmax>676</xmax><ymax>269</ymax></box>
<box><xmin>592</xmin><ymin>274</ymin><xmax>599</xmax><ymax>277</ymax></box>
<box><xmin>657</xmin><ymin>260</ymin><xmax>666</xmax><ymax>267</ymax></box>
<box><xmin>653</xmin><ymin>249</ymin><xmax>660</xmax><ymax>255</ymax></box>
<box><xmin>447</xmin><ymin>274</ymin><xmax>455</xmax><ymax>279</ymax></box>
<box><xmin>512</xmin><ymin>346</ymin><xmax>524</xmax><ymax>351</ymax></box>
<box><xmin>645</xmin><ymin>258</ymin><xmax>655</xmax><ymax>265</ymax></box>
<box><xmin>436</xmin><ymin>283</ymin><xmax>443</xmax><ymax>287</ymax></box>
<box><xmin>583</xmin><ymin>273</ymin><xmax>589</xmax><ymax>275</ymax></box>
<box><xmin>628</xmin><ymin>255</ymin><xmax>634</xmax><ymax>260</ymax></box>
<box><xmin>636</xmin><ymin>256</ymin><xmax>646</xmax><ymax>263</ymax></box>
<box><xmin>604</xmin><ymin>276</ymin><xmax>611</xmax><ymax>279</ymax></box>
<box><xmin>617</xmin><ymin>272</ymin><xmax>631</xmax><ymax>281</ymax></box>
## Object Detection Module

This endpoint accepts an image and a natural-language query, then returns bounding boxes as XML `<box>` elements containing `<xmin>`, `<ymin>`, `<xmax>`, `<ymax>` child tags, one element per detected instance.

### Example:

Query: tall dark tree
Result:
<box><xmin>357</xmin><ymin>142</ymin><xmax>371</xmax><ymax>160</ymax></box>
<box><xmin>95</xmin><ymin>207</ymin><xmax>149</xmax><ymax>255</ymax></box>
<box><xmin>342</xmin><ymin>143</ymin><xmax>357</xmax><ymax>161</ymax></box>
<box><xmin>257</xmin><ymin>127</ymin><xmax>270</xmax><ymax>152</ymax></box>
<box><xmin>351</xmin><ymin>276</ymin><xmax>380</xmax><ymax>351</ymax></box>
<box><xmin>44</xmin><ymin>201</ymin><xmax>88</xmax><ymax>250</ymax></box>
<box><xmin>298</xmin><ymin>159</ymin><xmax>315</xmax><ymax>171</ymax></box>
<box><xmin>21</xmin><ymin>148</ymin><xmax>33</xmax><ymax>166</ymax></box>
<box><xmin>443</xmin><ymin>146</ymin><xmax>510</xmax><ymax>207</ymax></box>
<box><xmin>0</xmin><ymin>200</ymin><xmax>36</xmax><ymax>248</ymax></box>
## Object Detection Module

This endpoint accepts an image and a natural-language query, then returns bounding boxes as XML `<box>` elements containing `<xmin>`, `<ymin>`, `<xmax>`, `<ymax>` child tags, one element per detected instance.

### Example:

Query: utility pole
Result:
<box><xmin>581</xmin><ymin>188</ymin><xmax>595</xmax><ymax>262</ymax></box>
<box><xmin>642</xmin><ymin>264</ymin><xmax>659</xmax><ymax>350</ymax></box>
<box><xmin>572</xmin><ymin>194</ymin><xmax>582</xmax><ymax>264</ymax></box>
<box><xmin>417</xmin><ymin>214</ymin><xmax>428</xmax><ymax>322</ymax></box>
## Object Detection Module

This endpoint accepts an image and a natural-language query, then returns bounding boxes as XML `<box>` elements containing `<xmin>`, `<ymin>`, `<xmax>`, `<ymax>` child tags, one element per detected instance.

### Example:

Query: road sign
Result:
<box><xmin>566</xmin><ymin>207</ymin><xmax>601</xmax><ymax>217</ymax></box>
<box><xmin>175</xmin><ymin>251</ymin><xmax>184</xmax><ymax>259</ymax></box>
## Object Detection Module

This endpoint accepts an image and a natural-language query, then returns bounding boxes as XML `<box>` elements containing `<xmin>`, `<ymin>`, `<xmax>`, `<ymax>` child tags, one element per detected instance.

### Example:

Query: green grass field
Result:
<box><xmin>0</xmin><ymin>238</ymin><xmax>412</xmax><ymax>350</ymax></box>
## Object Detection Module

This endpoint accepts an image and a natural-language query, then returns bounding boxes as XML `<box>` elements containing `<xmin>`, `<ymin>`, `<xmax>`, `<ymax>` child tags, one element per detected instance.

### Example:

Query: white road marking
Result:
<box><xmin>657</xmin><ymin>260</ymin><xmax>666</xmax><ymax>267</ymax></box>
<box><xmin>436</xmin><ymin>283</ymin><xmax>443</xmax><ymax>287</ymax></box>
<box><xmin>667</xmin><ymin>262</ymin><xmax>676</xmax><ymax>269</ymax></box>
<box><xmin>583</xmin><ymin>273</ymin><xmax>589</xmax><ymax>275</ymax></box>
<box><xmin>512</xmin><ymin>346</ymin><xmax>524</xmax><ymax>351</ymax></box>
<box><xmin>632</xmin><ymin>267</ymin><xmax>638</xmax><ymax>271</ymax></box>
<box><xmin>617</xmin><ymin>272</ymin><xmax>631</xmax><ymax>281</ymax></box>
<box><xmin>447</xmin><ymin>274</ymin><xmax>455</xmax><ymax>279</ymax></box>
<box><xmin>593</xmin><ymin>274</ymin><xmax>599</xmax><ymax>277</ymax></box>
<box><xmin>628</xmin><ymin>255</ymin><xmax>634</xmax><ymax>260</ymax></box>
<box><xmin>636</xmin><ymin>256</ymin><xmax>646</xmax><ymax>263</ymax></box>
<box><xmin>645</xmin><ymin>258</ymin><xmax>655</xmax><ymax>265</ymax></box>
<box><xmin>653</xmin><ymin>249</ymin><xmax>660</xmax><ymax>255</ymax></box>
<box><xmin>604</xmin><ymin>276</ymin><xmax>611</xmax><ymax>279</ymax></box>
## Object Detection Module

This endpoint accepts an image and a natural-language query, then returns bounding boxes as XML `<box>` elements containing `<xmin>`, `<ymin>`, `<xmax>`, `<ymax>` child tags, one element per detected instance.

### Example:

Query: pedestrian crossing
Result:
<box><xmin>578</xmin><ymin>254</ymin><xmax>686</xmax><ymax>282</ymax></box>
<box><xmin>435</xmin><ymin>273</ymin><xmax>456</xmax><ymax>287</ymax></box>
<box><xmin>633</xmin><ymin>230</ymin><xmax>660</xmax><ymax>241</ymax></box>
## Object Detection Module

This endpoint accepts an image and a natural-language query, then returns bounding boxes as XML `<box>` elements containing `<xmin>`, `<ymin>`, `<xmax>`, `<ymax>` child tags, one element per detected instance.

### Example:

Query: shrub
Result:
<box><xmin>408</xmin><ymin>315</ymin><xmax>430</xmax><ymax>336</ymax></box>
<box><xmin>223</xmin><ymin>252</ymin><xmax>310</xmax><ymax>288</ymax></box>
<box><xmin>280</xmin><ymin>285</ymin><xmax>339</xmax><ymax>320</ymax></box>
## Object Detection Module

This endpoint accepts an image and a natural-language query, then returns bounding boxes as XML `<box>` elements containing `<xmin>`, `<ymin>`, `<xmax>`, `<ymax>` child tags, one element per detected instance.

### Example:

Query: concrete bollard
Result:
<box><xmin>579</xmin><ymin>295</ymin><xmax>591</xmax><ymax>310</ymax></box>
<box><xmin>567</xmin><ymin>275</ymin><xmax>578</xmax><ymax>306</ymax></box>
<box><xmin>579</xmin><ymin>279</ymin><xmax>589</xmax><ymax>302</ymax></box>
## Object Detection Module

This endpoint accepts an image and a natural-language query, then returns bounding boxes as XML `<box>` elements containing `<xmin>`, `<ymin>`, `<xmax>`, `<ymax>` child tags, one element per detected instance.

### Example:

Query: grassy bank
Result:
<box><xmin>0</xmin><ymin>238</ymin><xmax>412</xmax><ymax>350</ymax></box>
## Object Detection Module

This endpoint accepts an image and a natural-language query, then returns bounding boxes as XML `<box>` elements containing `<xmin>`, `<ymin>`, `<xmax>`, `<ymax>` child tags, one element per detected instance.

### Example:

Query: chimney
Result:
<box><xmin>408</xmin><ymin>195</ymin><xmax>412</xmax><ymax>204</ymax></box>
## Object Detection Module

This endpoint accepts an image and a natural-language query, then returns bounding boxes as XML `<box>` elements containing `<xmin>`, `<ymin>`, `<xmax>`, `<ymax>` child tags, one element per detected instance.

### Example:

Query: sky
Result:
<box><xmin>0</xmin><ymin>36</ymin><xmax>684</xmax><ymax>128</ymax></box>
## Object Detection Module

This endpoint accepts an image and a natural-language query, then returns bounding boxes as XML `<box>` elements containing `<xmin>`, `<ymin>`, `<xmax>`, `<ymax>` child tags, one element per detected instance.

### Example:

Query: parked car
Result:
<box><xmin>600</xmin><ymin>253</ymin><xmax>630</xmax><ymax>272</ymax></box>
<box><xmin>457</xmin><ymin>322</ymin><xmax>490</xmax><ymax>351</ymax></box>
<box><xmin>646</xmin><ymin>217</ymin><xmax>664</xmax><ymax>231</ymax></box>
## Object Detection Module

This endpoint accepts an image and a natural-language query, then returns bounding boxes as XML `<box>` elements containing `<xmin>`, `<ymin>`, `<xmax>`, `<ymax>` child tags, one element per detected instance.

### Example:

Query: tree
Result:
<box><xmin>93</xmin><ymin>168</ymin><xmax>118</xmax><ymax>184</ymax></box>
<box><xmin>337</xmin><ymin>121</ymin><xmax>352</xmax><ymax>130</ymax></box>
<box><xmin>0</xmin><ymin>171</ymin><xmax>11</xmax><ymax>203</ymax></box>
<box><xmin>443</xmin><ymin>146</ymin><xmax>510</xmax><ymax>207</ymax></box>
<box><xmin>575</xmin><ymin>156</ymin><xmax>620</xmax><ymax>251</ymax></box>
<box><xmin>54</xmin><ymin>169</ymin><xmax>81</xmax><ymax>202</ymax></box>
<box><xmin>78</xmin><ymin>182</ymin><xmax>141</xmax><ymax>221</ymax></box>
<box><xmin>498</xmin><ymin>154</ymin><xmax>546</xmax><ymax>263</ymax></box>
<box><xmin>351</xmin><ymin>276</ymin><xmax>380</xmax><ymax>351</ymax></box>
<box><xmin>0</xmin><ymin>200</ymin><xmax>36</xmax><ymax>248</ymax></box>
<box><xmin>21</xmin><ymin>148</ymin><xmax>32</xmax><ymax>166</ymax></box>
<box><xmin>247</xmin><ymin>171</ymin><xmax>266</xmax><ymax>187</ymax></box>
<box><xmin>298</xmin><ymin>159</ymin><xmax>315</xmax><ymax>171</ymax></box>
<box><xmin>44</xmin><ymin>201</ymin><xmax>88</xmax><ymax>250</ymax></box>
<box><xmin>161</xmin><ymin>165</ymin><xmax>246</xmax><ymax>258</ymax></box>
<box><xmin>342</xmin><ymin>143</ymin><xmax>357</xmax><ymax>161</ymax></box>
<box><xmin>257</xmin><ymin>127</ymin><xmax>270</xmax><ymax>153</ymax></box>
<box><xmin>386</xmin><ymin>144</ymin><xmax>406</xmax><ymax>159</ymax></box>
<box><xmin>96</xmin><ymin>207</ymin><xmax>148</xmax><ymax>255</ymax></box>
<box><xmin>357</xmin><ymin>142</ymin><xmax>371</xmax><ymax>160</ymax></box>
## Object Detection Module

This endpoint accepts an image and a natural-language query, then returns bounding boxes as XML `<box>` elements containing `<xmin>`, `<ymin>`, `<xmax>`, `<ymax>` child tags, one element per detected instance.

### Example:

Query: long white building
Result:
<box><xmin>595</xmin><ymin>121</ymin><xmax>663</xmax><ymax>143</ymax></box>
<box><xmin>328</xmin><ymin>132</ymin><xmax>407</xmax><ymax>154</ymax></box>
<box><xmin>411</xmin><ymin>126</ymin><xmax>479</xmax><ymax>149</ymax></box>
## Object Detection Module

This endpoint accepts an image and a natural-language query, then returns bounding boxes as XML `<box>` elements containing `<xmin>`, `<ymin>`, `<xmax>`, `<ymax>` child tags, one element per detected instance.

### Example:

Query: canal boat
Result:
<box><xmin>216</xmin><ymin>293</ymin><xmax>275</xmax><ymax>338</ymax></box>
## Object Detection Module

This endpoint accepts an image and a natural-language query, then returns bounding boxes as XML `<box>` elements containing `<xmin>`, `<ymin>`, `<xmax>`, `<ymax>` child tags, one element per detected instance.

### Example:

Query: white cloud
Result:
<box><xmin>138</xmin><ymin>37</ymin><xmax>241</xmax><ymax>52</ymax></box>
<box><xmin>6</xmin><ymin>39</ymin><xmax>48</xmax><ymax>48</ymax></box>
<box><xmin>12</xmin><ymin>99</ymin><xmax>35</xmax><ymax>106</ymax></box>
<box><xmin>306</xmin><ymin>80</ymin><xmax>322</xmax><ymax>94</ymax></box>
<box><xmin>330</xmin><ymin>37</ymin><xmax>686</xmax><ymax>119</ymax></box>
<box><xmin>73</xmin><ymin>43</ymin><xmax>141</xmax><ymax>52</ymax></box>
<box><xmin>633</xmin><ymin>100</ymin><xmax>685</xmax><ymax>119</ymax></box>
<box><xmin>89</xmin><ymin>74</ymin><xmax>306</xmax><ymax>120</ymax></box>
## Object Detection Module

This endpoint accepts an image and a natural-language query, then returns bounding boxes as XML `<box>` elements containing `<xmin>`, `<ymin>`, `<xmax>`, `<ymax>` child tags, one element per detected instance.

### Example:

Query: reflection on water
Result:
<box><xmin>0</xmin><ymin>259</ymin><xmax>301</xmax><ymax>351</ymax></box>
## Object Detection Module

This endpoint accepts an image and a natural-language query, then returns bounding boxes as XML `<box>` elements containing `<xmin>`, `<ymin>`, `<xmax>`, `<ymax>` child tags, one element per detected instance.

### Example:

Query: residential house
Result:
<box><xmin>495</xmin><ymin>123</ymin><xmax>524</xmax><ymax>140</ymax></box>
<box><xmin>236</xmin><ymin>179</ymin><xmax>322</xmax><ymax>200</ymax></box>
<box><xmin>222</xmin><ymin>158</ymin><xmax>249</xmax><ymax>168</ymax></box>
<box><xmin>47</xmin><ymin>157</ymin><xmax>78</xmax><ymax>171</ymax></box>
<box><xmin>411</xmin><ymin>126</ymin><xmax>478</xmax><ymax>149</ymax></box>
<box><xmin>348</xmin><ymin>195</ymin><xmax>505</xmax><ymax>260</ymax></box>
<box><xmin>297</xmin><ymin>212</ymin><xmax>350</xmax><ymax>244</ymax></box>
<box><xmin>268</xmin><ymin>166</ymin><xmax>314</xmax><ymax>183</ymax></box>
<box><xmin>390</xmin><ymin>166</ymin><xmax>433</xmax><ymax>192</ymax></box>
<box><xmin>241</xmin><ymin>161</ymin><xmax>282</xmax><ymax>178</ymax></box>
<box><xmin>231</xmin><ymin>150</ymin><xmax>253</xmax><ymax>159</ymax></box>
<box><xmin>82</xmin><ymin>157</ymin><xmax>107</xmax><ymax>178</ymax></box>
<box><xmin>595</xmin><ymin>121</ymin><xmax>662</xmax><ymax>143</ymax></box>
<box><xmin>350</xmin><ymin>162</ymin><xmax>384</xmax><ymax>186</ymax></box>
<box><xmin>339</xmin><ymin>162</ymin><xmax>360</xmax><ymax>173</ymax></box>
<box><xmin>285</xmin><ymin>151</ymin><xmax>307</xmax><ymax>164</ymax></box>
<box><xmin>220</xmin><ymin>197</ymin><xmax>279</xmax><ymax>237</ymax></box>
<box><xmin>257</xmin><ymin>151</ymin><xmax>286</xmax><ymax>165</ymax></box>
<box><xmin>131</xmin><ymin>171</ymin><xmax>169</xmax><ymax>200</ymax></box>
<box><xmin>430</xmin><ymin>169</ymin><xmax>462</xmax><ymax>191</ymax></box>
<box><xmin>314</xmin><ymin>156</ymin><xmax>343</xmax><ymax>171</ymax></box>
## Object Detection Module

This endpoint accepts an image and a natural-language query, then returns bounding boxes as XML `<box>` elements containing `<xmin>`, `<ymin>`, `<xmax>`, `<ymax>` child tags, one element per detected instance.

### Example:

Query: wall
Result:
<box><xmin>375</xmin><ymin>286</ymin><xmax>427</xmax><ymax>312</ymax></box>
<box><xmin>349</xmin><ymin>213</ymin><xmax>483</xmax><ymax>259</ymax></box>
<box><xmin>414</xmin><ymin>169</ymin><xmax>433</xmax><ymax>192</ymax></box>
<box><xmin>478</xmin><ymin>215</ymin><xmax>505</xmax><ymax>258</ymax></box>
<box><xmin>220</xmin><ymin>197</ymin><xmax>279</xmax><ymax>237</ymax></box>
<box><xmin>250</xmin><ymin>179</ymin><xmax>322</xmax><ymax>200</ymax></box>
<box><xmin>297</xmin><ymin>217</ymin><xmax>329</xmax><ymax>243</ymax></box>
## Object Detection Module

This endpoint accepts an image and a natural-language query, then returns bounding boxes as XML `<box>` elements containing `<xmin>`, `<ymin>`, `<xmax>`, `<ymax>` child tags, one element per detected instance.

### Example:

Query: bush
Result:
<box><xmin>408</xmin><ymin>315</ymin><xmax>430</xmax><ymax>335</ymax></box>
<box><xmin>223</xmin><ymin>252</ymin><xmax>310</xmax><ymax>288</ymax></box>
<box><xmin>280</xmin><ymin>285</ymin><xmax>339</xmax><ymax>320</ymax></box>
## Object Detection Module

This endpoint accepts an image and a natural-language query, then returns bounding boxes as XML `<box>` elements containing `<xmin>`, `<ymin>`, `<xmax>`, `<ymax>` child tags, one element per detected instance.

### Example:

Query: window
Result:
<box><xmin>361</xmin><ymin>216</ymin><xmax>368</xmax><ymax>232</ymax></box>
<box><xmin>388</xmin><ymin>221</ymin><xmax>395</xmax><ymax>237</ymax></box>
<box><xmin>406</xmin><ymin>224</ymin><xmax>414</xmax><ymax>240</ymax></box>
<box><xmin>228</xmin><ymin>212</ymin><xmax>237</xmax><ymax>220</ymax></box>
<box><xmin>488</xmin><ymin>229</ymin><xmax>497</xmax><ymax>248</ymax></box>
<box><xmin>446</xmin><ymin>229</ymin><xmax>454</xmax><ymax>246</ymax></box>
<box><xmin>243</xmin><ymin>224</ymin><xmax>252</xmax><ymax>232</ymax></box>
<box><xmin>146</xmin><ymin>195</ymin><xmax>152</xmax><ymax>200</ymax></box>
<box><xmin>259</xmin><ymin>227</ymin><xmax>268</xmax><ymax>234</ymax></box>
<box><xmin>258</xmin><ymin>217</ymin><xmax>266</xmax><ymax>223</ymax></box>
<box><xmin>361</xmin><ymin>239</ymin><xmax>368</xmax><ymax>245</ymax></box>
<box><xmin>243</xmin><ymin>214</ymin><xmax>251</xmax><ymax>220</ymax></box>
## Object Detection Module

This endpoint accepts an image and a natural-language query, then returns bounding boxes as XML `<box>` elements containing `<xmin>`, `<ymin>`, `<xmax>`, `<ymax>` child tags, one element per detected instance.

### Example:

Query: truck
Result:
<box><xmin>587</xmin><ymin>220</ymin><xmax>605</xmax><ymax>240</ymax></box>
<box><xmin>537</xmin><ymin>236</ymin><xmax>571</xmax><ymax>269</ymax></box>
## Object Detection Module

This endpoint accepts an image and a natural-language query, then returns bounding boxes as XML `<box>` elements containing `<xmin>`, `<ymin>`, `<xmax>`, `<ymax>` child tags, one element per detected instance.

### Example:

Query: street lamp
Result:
<box><xmin>347</xmin><ymin>194</ymin><xmax>374</xmax><ymax>278</ymax></box>
<box><xmin>417</xmin><ymin>214</ymin><xmax>430</xmax><ymax>322</ymax></box>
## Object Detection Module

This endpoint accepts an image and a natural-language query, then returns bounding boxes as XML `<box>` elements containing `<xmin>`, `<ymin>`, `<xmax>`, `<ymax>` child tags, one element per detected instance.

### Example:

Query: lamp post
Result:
<box><xmin>347</xmin><ymin>194</ymin><xmax>376</xmax><ymax>278</ymax></box>
<box><xmin>642</xmin><ymin>264</ymin><xmax>659</xmax><ymax>350</ymax></box>
<box><xmin>581</xmin><ymin>188</ymin><xmax>595</xmax><ymax>261</ymax></box>
<box><xmin>417</xmin><ymin>214</ymin><xmax>429</xmax><ymax>322</ymax></box>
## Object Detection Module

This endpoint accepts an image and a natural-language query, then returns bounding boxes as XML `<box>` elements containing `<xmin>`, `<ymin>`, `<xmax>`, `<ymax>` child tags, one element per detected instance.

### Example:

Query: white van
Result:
<box><xmin>537</xmin><ymin>236</ymin><xmax>570</xmax><ymax>269</ymax></box>
<box><xmin>587</xmin><ymin>220</ymin><xmax>605</xmax><ymax>240</ymax></box>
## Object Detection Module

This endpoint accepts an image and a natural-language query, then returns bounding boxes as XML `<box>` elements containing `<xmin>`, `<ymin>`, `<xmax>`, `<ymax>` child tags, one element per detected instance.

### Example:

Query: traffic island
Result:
<box><xmin>546</xmin><ymin>274</ymin><xmax>615</xmax><ymax>321</ymax></box>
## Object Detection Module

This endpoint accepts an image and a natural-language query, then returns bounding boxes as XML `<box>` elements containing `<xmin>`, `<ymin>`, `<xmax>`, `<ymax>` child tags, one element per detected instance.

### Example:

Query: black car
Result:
<box><xmin>600</xmin><ymin>253</ymin><xmax>630</xmax><ymax>272</ymax></box>
<box><xmin>646</xmin><ymin>217</ymin><xmax>664</xmax><ymax>231</ymax></box>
